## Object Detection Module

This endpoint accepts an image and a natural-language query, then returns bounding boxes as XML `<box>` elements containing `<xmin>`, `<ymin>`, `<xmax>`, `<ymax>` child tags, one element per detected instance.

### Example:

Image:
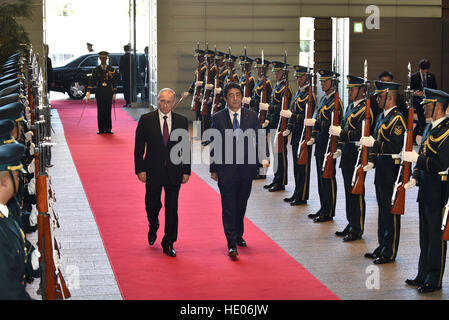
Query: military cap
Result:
<box><xmin>98</xmin><ymin>51</ymin><xmax>109</xmax><ymax>58</ymax></box>
<box><xmin>0</xmin><ymin>79</ymin><xmax>24</xmax><ymax>92</ymax></box>
<box><xmin>346</xmin><ymin>75</ymin><xmax>368</xmax><ymax>88</ymax></box>
<box><xmin>205</xmin><ymin>50</ymin><xmax>215</xmax><ymax>58</ymax></box>
<box><xmin>194</xmin><ymin>49</ymin><xmax>205</xmax><ymax>57</ymax></box>
<box><xmin>271</xmin><ymin>61</ymin><xmax>289</xmax><ymax>72</ymax></box>
<box><xmin>0</xmin><ymin>93</ymin><xmax>20</xmax><ymax>107</ymax></box>
<box><xmin>214</xmin><ymin>51</ymin><xmax>225</xmax><ymax>60</ymax></box>
<box><xmin>0</xmin><ymin>119</ymin><xmax>15</xmax><ymax>145</ymax></box>
<box><xmin>0</xmin><ymin>83</ymin><xmax>24</xmax><ymax>99</ymax></box>
<box><xmin>293</xmin><ymin>65</ymin><xmax>309</xmax><ymax>77</ymax></box>
<box><xmin>0</xmin><ymin>72</ymin><xmax>25</xmax><ymax>83</ymax></box>
<box><xmin>421</xmin><ymin>88</ymin><xmax>449</xmax><ymax>105</ymax></box>
<box><xmin>224</xmin><ymin>54</ymin><xmax>238</xmax><ymax>62</ymax></box>
<box><xmin>318</xmin><ymin>69</ymin><xmax>340</xmax><ymax>81</ymax></box>
<box><xmin>238</xmin><ymin>55</ymin><xmax>254</xmax><ymax>65</ymax></box>
<box><xmin>374</xmin><ymin>81</ymin><xmax>401</xmax><ymax>94</ymax></box>
<box><xmin>0</xmin><ymin>102</ymin><xmax>25</xmax><ymax>123</ymax></box>
<box><xmin>0</xmin><ymin>143</ymin><xmax>26</xmax><ymax>173</ymax></box>
<box><xmin>254</xmin><ymin>57</ymin><xmax>271</xmax><ymax>68</ymax></box>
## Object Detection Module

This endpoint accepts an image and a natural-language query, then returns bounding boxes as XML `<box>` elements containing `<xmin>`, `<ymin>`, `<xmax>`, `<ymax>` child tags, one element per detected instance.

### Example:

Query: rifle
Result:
<box><xmin>391</xmin><ymin>62</ymin><xmax>414</xmax><ymax>215</ymax></box>
<box><xmin>297</xmin><ymin>59</ymin><xmax>314</xmax><ymax>165</ymax></box>
<box><xmin>211</xmin><ymin>46</ymin><xmax>221</xmax><ymax>114</ymax></box>
<box><xmin>227</xmin><ymin>47</ymin><xmax>235</xmax><ymax>84</ymax></box>
<box><xmin>322</xmin><ymin>60</ymin><xmax>340</xmax><ymax>179</ymax></box>
<box><xmin>259</xmin><ymin>49</ymin><xmax>267</xmax><ymax>125</ymax></box>
<box><xmin>200</xmin><ymin>43</ymin><xmax>213</xmax><ymax>116</ymax></box>
<box><xmin>242</xmin><ymin>46</ymin><xmax>250</xmax><ymax>109</ymax></box>
<box><xmin>191</xmin><ymin>43</ymin><xmax>202</xmax><ymax>111</ymax></box>
<box><xmin>351</xmin><ymin>60</ymin><xmax>371</xmax><ymax>195</ymax></box>
<box><xmin>441</xmin><ymin>191</ymin><xmax>449</xmax><ymax>240</ymax></box>
<box><xmin>276</xmin><ymin>51</ymin><xmax>290</xmax><ymax>153</ymax></box>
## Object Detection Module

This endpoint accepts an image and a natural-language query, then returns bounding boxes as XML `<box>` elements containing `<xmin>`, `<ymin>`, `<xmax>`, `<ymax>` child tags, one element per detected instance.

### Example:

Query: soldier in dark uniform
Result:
<box><xmin>224</xmin><ymin>54</ymin><xmax>240</xmax><ymax>84</ymax></box>
<box><xmin>86</xmin><ymin>51</ymin><xmax>118</xmax><ymax>134</ymax></box>
<box><xmin>283</xmin><ymin>65</ymin><xmax>316</xmax><ymax>205</ymax></box>
<box><xmin>238</xmin><ymin>55</ymin><xmax>256</xmax><ymax>109</ymax></box>
<box><xmin>0</xmin><ymin>143</ymin><xmax>39</xmax><ymax>300</ymax></box>
<box><xmin>263</xmin><ymin>61</ymin><xmax>293</xmax><ymax>192</ymax></box>
<box><xmin>361</xmin><ymin>81</ymin><xmax>406</xmax><ymax>264</ymax></box>
<box><xmin>307</xmin><ymin>69</ymin><xmax>343</xmax><ymax>222</ymax></box>
<box><xmin>211</xmin><ymin>51</ymin><xmax>228</xmax><ymax>114</ymax></box>
<box><xmin>184</xmin><ymin>48</ymin><xmax>206</xmax><ymax>127</ymax></box>
<box><xmin>330</xmin><ymin>75</ymin><xmax>373</xmax><ymax>240</ymax></box>
<box><xmin>199</xmin><ymin>49</ymin><xmax>217</xmax><ymax>145</ymax></box>
<box><xmin>402</xmin><ymin>88</ymin><xmax>449</xmax><ymax>293</ymax></box>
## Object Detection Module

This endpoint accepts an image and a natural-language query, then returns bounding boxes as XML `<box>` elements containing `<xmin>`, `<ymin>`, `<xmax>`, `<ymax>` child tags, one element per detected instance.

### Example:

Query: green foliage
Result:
<box><xmin>0</xmin><ymin>0</ymin><xmax>32</xmax><ymax>64</ymax></box>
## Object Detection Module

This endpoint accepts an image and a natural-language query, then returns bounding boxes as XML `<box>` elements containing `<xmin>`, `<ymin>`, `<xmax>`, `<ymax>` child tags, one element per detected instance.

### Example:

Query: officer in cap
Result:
<box><xmin>360</xmin><ymin>81</ymin><xmax>406</xmax><ymax>264</ymax></box>
<box><xmin>224</xmin><ymin>53</ymin><xmax>240</xmax><ymax>84</ymax></box>
<box><xmin>238</xmin><ymin>55</ymin><xmax>256</xmax><ymax>109</ymax></box>
<box><xmin>306</xmin><ymin>69</ymin><xmax>343</xmax><ymax>222</ymax></box>
<box><xmin>402</xmin><ymin>88</ymin><xmax>449</xmax><ymax>293</ymax></box>
<box><xmin>264</xmin><ymin>60</ymin><xmax>293</xmax><ymax>192</ymax></box>
<box><xmin>200</xmin><ymin>49</ymin><xmax>217</xmax><ymax>144</ymax></box>
<box><xmin>86</xmin><ymin>51</ymin><xmax>118</xmax><ymax>134</ymax></box>
<box><xmin>283</xmin><ymin>65</ymin><xmax>316</xmax><ymax>205</ymax></box>
<box><xmin>330</xmin><ymin>75</ymin><xmax>373</xmax><ymax>240</ymax></box>
<box><xmin>211</xmin><ymin>51</ymin><xmax>228</xmax><ymax>114</ymax></box>
<box><xmin>184</xmin><ymin>48</ymin><xmax>206</xmax><ymax>127</ymax></box>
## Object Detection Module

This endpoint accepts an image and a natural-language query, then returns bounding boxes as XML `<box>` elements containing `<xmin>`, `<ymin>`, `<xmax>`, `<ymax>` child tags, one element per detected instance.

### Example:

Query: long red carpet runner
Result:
<box><xmin>54</xmin><ymin>99</ymin><xmax>339</xmax><ymax>300</ymax></box>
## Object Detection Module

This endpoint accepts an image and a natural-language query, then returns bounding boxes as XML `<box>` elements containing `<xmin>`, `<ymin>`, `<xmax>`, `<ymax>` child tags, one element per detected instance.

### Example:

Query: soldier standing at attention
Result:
<box><xmin>86</xmin><ymin>51</ymin><xmax>117</xmax><ymax>134</ymax></box>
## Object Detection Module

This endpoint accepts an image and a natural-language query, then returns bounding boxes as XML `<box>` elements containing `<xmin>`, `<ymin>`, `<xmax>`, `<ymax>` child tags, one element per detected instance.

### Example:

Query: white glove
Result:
<box><xmin>333</xmin><ymin>149</ymin><xmax>342</xmax><ymax>159</ymax></box>
<box><xmin>391</xmin><ymin>153</ymin><xmax>401</xmax><ymax>160</ymax></box>
<box><xmin>25</xmin><ymin>131</ymin><xmax>33</xmax><ymax>143</ymax></box>
<box><xmin>363</xmin><ymin>162</ymin><xmax>374</xmax><ymax>172</ymax></box>
<box><xmin>27</xmin><ymin>178</ymin><xmax>36</xmax><ymax>195</ymax></box>
<box><xmin>27</xmin><ymin>158</ymin><xmax>35</xmax><ymax>174</ymax></box>
<box><xmin>262</xmin><ymin>120</ymin><xmax>270</xmax><ymax>128</ymax></box>
<box><xmin>306</xmin><ymin>138</ymin><xmax>315</xmax><ymax>146</ymax></box>
<box><xmin>214</xmin><ymin>87</ymin><xmax>222</xmax><ymax>95</ymax></box>
<box><xmin>259</xmin><ymin>102</ymin><xmax>269</xmax><ymax>111</ymax></box>
<box><xmin>329</xmin><ymin>125</ymin><xmax>342</xmax><ymax>137</ymax></box>
<box><xmin>360</xmin><ymin>136</ymin><xmax>376</xmax><ymax>147</ymax></box>
<box><xmin>29</xmin><ymin>143</ymin><xmax>35</xmax><ymax>155</ymax></box>
<box><xmin>304</xmin><ymin>118</ymin><xmax>316</xmax><ymax>127</ymax></box>
<box><xmin>205</xmin><ymin>83</ymin><xmax>214</xmax><ymax>90</ymax></box>
<box><xmin>280</xmin><ymin>109</ymin><xmax>292</xmax><ymax>119</ymax></box>
<box><xmin>31</xmin><ymin>249</ymin><xmax>40</xmax><ymax>271</ymax></box>
<box><xmin>25</xmin><ymin>106</ymin><xmax>30</xmax><ymax>114</ymax></box>
<box><xmin>27</xmin><ymin>121</ymin><xmax>31</xmax><ymax>130</ymax></box>
<box><xmin>242</xmin><ymin>97</ymin><xmax>251</xmax><ymax>105</ymax></box>
<box><xmin>29</xmin><ymin>208</ymin><xmax>38</xmax><ymax>227</ymax></box>
<box><xmin>282</xmin><ymin>129</ymin><xmax>291</xmax><ymax>137</ymax></box>
<box><xmin>404</xmin><ymin>178</ymin><xmax>417</xmax><ymax>190</ymax></box>
<box><xmin>26</xmin><ymin>114</ymin><xmax>31</xmax><ymax>122</ymax></box>
<box><xmin>195</xmin><ymin>81</ymin><xmax>204</xmax><ymax>87</ymax></box>
<box><xmin>402</xmin><ymin>150</ymin><xmax>419</xmax><ymax>163</ymax></box>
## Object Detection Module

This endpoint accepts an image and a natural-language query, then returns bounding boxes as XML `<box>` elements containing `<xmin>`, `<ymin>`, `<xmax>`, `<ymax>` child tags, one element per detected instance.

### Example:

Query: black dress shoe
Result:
<box><xmin>373</xmin><ymin>256</ymin><xmax>394</xmax><ymax>265</ymax></box>
<box><xmin>283</xmin><ymin>195</ymin><xmax>296</xmax><ymax>202</ymax></box>
<box><xmin>269</xmin><ymin>184</ymin><xmax>285</xmax><ymax>192</ymax></box>
<box><xmin>228</xmin><ymin>247</ymin><xmax>238</xmax><ymax>257</ymax></box>
<box><xmin>237</xmin><ymin>238</ymin><xmax>247</xmax><ymax>247</ymax></box>
<box><xmin>254</xmin><ymin>174</ymin><xmax>266</xmax><ymax>180</ymax></box>
<box><xmin>343</xmin><ymin>233</ymin><xmax>362</xmax><ymax>242</ymax></box>
<box><xmin>163</xmin><ymin>245</ymin><xmax>176</xmax><ymax>257</ymax></box>
<box><xmin>405</xmin><ymin>278</ymin><xmax>424</xmax><ymax>287</ymax></box>
<box><xmin>418</xmin><ymin>283</ymin><xmax>441</xmax><ymax>293</ymax></box>
<box><xmin>290</xmin><ymin>200</ymin><xmax>307</xmax><ymax>206</ymax></box>
<box><xmin>364</xmin><ymin>252</ymin><xmax>378</xmax><ymax>259</ymax></box>
<box><xmin>97</xmin><ymin>131</ymin><xmax>104</xmax><ymax>134</ymax></box>
<box><xmin>313</xmin><ymin>216</ymin><xmax>333</xmax><ymax>223</ymax></box>
<box><xmin>335</xmin><ymin>230</ymin><xmax>348</xmax><ymax>237</ymax></box>
<box><xmin>264</xmin><ymin>182</ymin><xmax>275</xmax><ymax>189</ymax></box>
<box><xmin>147</xmin><ymin>230</ymin><xmax>157</xmax><ymax>246</ymax></box>
<box><xmin>308</xmin><ymin>211</ymin><xmax>321</xmax><ymax>219</ymax></box>
<box><xmin>106</xmin><ymin>131</ymin><xmax>114</xmax><ymax>134</ymax></box>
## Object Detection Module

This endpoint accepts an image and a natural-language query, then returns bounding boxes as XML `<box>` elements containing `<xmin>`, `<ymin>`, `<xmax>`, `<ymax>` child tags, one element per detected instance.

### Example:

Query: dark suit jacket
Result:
<box><xmin>210</xmin><ymin>107</ymin><xmax>268</xmax><ymax>184</ymax></box>
<box><xmin>411</xmin><ymin>71</ymin><xmax>437</xmax><ymax>106</ymax></box>
<box><xmin>134</xmin><ymin>110</ymin><xmax>191</xmax><ymax>185</ymax></box>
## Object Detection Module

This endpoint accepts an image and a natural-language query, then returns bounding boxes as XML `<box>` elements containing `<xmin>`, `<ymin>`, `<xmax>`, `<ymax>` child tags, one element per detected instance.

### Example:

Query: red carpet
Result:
<box><xmin>54</xmin><ymin>99</ymin><xmax>339</xmax><ymax>300</ymax></box>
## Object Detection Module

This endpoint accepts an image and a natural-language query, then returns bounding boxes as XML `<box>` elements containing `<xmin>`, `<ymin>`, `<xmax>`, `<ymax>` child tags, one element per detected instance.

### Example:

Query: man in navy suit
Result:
<box><xmin>210</xmin><ymin>82</ymin><xmax>269</xmax><ymax>258</ymax></box>
<box><xmin>411</xmin><ymin>59</ymin><xmax>437</xmax><ymax>141</ymax></box>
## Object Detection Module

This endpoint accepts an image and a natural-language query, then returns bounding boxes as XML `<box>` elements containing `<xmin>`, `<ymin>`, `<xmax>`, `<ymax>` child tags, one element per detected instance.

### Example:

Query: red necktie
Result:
<box><xmin>163</xmin><ymin>115</ymin><xmax>169</xmax><ymax>146</ymax></box>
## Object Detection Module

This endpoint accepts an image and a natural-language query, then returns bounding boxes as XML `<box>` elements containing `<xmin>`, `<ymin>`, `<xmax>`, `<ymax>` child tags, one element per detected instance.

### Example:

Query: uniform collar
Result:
<box><xmin>299</xmin><ymin>84</ymin><xmax>308</xmax><ymax>93</ymax></box>
<box><xmin>0</xmin><ymin>203</ymin><xmax>9</xmax><ymax>218</ymax></box>
<box><xmin>432</xmin><ymin>116</ymin><xmax>448</xmax><ymax>130</ymax></box>
<box><xmin>325</xmin><ymin>91</ymin><xmax>335</xmax><ymax>100</ymax></box>
<box><xmin>353</xmin><ymin>98</ymin><xmax>364</xmax><ymax>108</ymax></box>
<box><xmin>383</xmin><ymin>105</ymin><xmax>396</xmax><ymax>117</ymax></box>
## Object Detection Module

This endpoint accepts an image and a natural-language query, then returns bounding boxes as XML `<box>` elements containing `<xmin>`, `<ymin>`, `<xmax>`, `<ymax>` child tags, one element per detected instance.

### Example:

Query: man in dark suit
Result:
<box><xmin>134</xmin><ymin>88</ymin><xmax>191</xmax><ymax>257</ymax></box>
<box><xmin>210</xmin><ymin>82</ymin><xmax>269</xmax><ymax>258</ymax></box>
<box><xmin>119</xmin><ymin>44</ymin><xmax>134</xmax><ymax>107</ymax></box>
<box><xmin>411</xmin><ymin>59</ymin><xmax>437</xmax><ymax>140</ymax></box>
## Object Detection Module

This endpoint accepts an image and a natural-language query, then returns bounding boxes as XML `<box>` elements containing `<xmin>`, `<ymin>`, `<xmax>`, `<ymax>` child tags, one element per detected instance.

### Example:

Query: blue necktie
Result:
<box><xmin>233</xmin><ymin>112</ymin><xmax>239</xmax><ymax>130</ymax></box>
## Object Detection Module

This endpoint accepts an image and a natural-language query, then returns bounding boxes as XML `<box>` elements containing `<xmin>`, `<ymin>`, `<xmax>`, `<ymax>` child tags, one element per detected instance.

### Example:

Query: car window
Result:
<box><xmin>109</xmin><ymin>55</ymin><xmax>120</xmax><ymax>66</ymax></box>
<box><xmin>79</xmin><ymin>56</ymin><xmax>99</xmax><ymax>67</ymax></box>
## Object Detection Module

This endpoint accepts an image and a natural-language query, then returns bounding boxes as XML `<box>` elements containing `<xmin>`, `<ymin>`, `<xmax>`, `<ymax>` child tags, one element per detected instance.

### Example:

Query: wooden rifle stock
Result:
<box><xmin>441</xmin><ymin>202</ymin><xmax>449</xmax><ymax>240</ymax></box>
<box><xmin>277</xmin><ymin>81</ymin><xmax>290</xmax><ymax>153</ymax></box>
<box><xmin>211</xmin><ymin>66</ymin><xmax>221</xmax><ymax>114</ymax></box>
<box><xmin>200</xmin><ymin>65</ymin><xmax>212</xmax><ymax>116</ymax></box>
<box><xmin>351</xmin><ymin>97</ymin><xmax>372</xmax><ymax>195</ymax></box>
<box><xmin>259</xmin><ymin>75</ymin><xmax>267</xmax><ymax>124</ymax></box>
<box><xmin>391</xmin><ymin>105</ymin><xmax>414</xmax><ymax>215</ymax></box>
<box><xmin>243</xmin><ymin>68</ymin><xmax>251</xmax><ymax>109</ymax></box>
<box><xmin>297</xmin><ymin>84</ymin><xmax>314</xmax><ymax>165</ymax></box>
<box><xmin>191</xmin><ymin>61</ymin><xmax>202</xmax><ymax>111</ymax></box>
<box><xmin>322</xmin><ymin>92</ymin><xmax>340</xmax><ymax>179</ymax></box>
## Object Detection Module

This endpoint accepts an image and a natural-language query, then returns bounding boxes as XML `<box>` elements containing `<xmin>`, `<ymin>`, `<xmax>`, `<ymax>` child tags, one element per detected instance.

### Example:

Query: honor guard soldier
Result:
<box><xmin>86</xmin><ymin>51</ymin><xmax>118</xmax><ymax>134</ymax></box>
<box><xmin>306</xmin><ymin>69</ymin><xmax>343</xmax><ymax>222</ymax></box>
<box><xmin>199</xmin><ymin>49</ymin><xmax>217</xmax><ymax>145</ymax></box>
<box><xmin>361</xmin><ymin>81</ymin><xmax>406</xmax><ymax>264</ymax></box>
<box><xmin>402</xmin><ymin>88</ymin><xmax>449</xmax><ymax>293</ymax></box>
<box><xmin>224</xmin><ymin>54</ymin><xmax>240</xmax><ymax>84</ymax></box>
<box><xmin>283</xmin><ymin>65</ymin><xmax>316</xmax><ymax>205</ymax></box>
<box><xmin>238</xmin><ymin>55</ymin><xmax>256</xmax><ymax>109</ymax></box>
<box><xmin>330</xmin><ymin>75</ymin><xmax>373</xmax><ymax>240</ymax></box>
<box><xmin>0</xmin><ymin>143</ymin><xmax>39</xmax><ymax>299</ymax></box>
<box><xmin>264</xmin><ymin>60</ymin><xmax>293</xmax><ymax>192</ymax></box>
<box><xmin>211</xmin><ymin>51</ymin><xmax>228</xmax><ymax>114</ymax></box>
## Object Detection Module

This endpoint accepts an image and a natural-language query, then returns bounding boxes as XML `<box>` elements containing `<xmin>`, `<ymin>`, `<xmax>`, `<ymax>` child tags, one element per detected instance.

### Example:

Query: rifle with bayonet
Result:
<box><xmin>191</xmin><ymin>43</ymin><xmax>202</xmax><ymax>112</ymax></box>
<box><xmin>391</xmin><ymin>62</ymin><xmax>414</xmax><ymax>215</ymax></box>
<box><xmin>297</xmin><ymin>58</ymin><xmax>314</xmax><ymax>165</ymax></box>
<box><xmin>351</xmin><ymin>60</ymin><xmax>371</xmax><ymax>195</ymax></box>
<box><xmin>276</xmin><ymin>51</ymin><xmax>290</xmax><ymax>153</ymax></box>
<box><xmin>200</xmin><ymin>43</ymin><xmax>213</xmax><ymax>117</ymax></box>
<box><xmin>322</xmin><ymin>59</ymin><xmax>341</xmax><ymax>179</ymax></box>
<box><xmin>243</xmin><ymin>46</ymin><xmax>251</xmax><ymax>109</ymax></box>
<box><xmin>441</xmin><ymin>187</ymin><xmax>449</xmax><ymax>240</ymax></box>
<box><xmin>259</xmin><ymin>49</ymin><xmax>268</xmax><ymax>125</ymax></box>
<box><xmin>211</xmin><ymin>46</ymin><xmax>221</xmax><ymax>114</ymax></box>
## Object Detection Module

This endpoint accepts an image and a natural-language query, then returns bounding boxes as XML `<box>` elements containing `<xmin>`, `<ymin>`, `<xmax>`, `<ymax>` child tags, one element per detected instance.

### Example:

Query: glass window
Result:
<box><xmin>79</xmin><ymin>56</ymin><xmax>99</xmax><ymax>67</ymax></box>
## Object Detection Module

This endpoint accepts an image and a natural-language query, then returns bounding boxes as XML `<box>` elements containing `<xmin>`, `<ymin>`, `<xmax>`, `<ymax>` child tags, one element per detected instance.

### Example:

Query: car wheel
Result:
<box><xmin>67</xmin><ymin>80</ymin><xmax>87</xmax><ymax>99</ymax></box>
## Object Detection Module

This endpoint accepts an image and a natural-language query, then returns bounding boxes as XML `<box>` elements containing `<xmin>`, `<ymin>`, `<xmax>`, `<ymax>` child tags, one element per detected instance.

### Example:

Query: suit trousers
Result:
<box><xmin>291</xmin><ymin>140</ymin><xmax>312</xmax><ymax>201</ymax></box>
<box><xmin>145</xmin><ymin>169</ymin><xmax>181</xmax><ymax>247</ymax></box>
<box><xmin>96</xmin><ymin>87</ymin><xmax>112</xmax><ymax>132</ymax></box>
<box><xmin>341</xmin><ymin>165</ymin><xmax>366</xmax><ymax>236</ymax></box>
<box><xmin>218</xmin><ymin>177</ymin><xmax>253</xmax><ymax>249</ymax></box>
<box><xmin>315</xmin><ymin>152</ymin><xmax>337</xmax><ymax>217</ymax></box>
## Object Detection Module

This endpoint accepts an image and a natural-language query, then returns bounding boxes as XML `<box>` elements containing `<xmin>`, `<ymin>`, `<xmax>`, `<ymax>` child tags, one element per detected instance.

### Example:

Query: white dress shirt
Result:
<box><xmin>158</xmin><ymin>110</ymin><xmax>172</xmax><ymax>135</ymax></box>
<box><xmin>0</xmin><ymin>203</ymin><xmax>9</xmax><ymax>218</ymax></box>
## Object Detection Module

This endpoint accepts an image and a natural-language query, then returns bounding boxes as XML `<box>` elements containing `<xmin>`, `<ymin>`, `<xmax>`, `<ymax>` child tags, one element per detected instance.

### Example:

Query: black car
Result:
<box><xmin>52</xmin><ymin>53</ymin><xmax>147</xmax><ymax>99</ymax></box>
